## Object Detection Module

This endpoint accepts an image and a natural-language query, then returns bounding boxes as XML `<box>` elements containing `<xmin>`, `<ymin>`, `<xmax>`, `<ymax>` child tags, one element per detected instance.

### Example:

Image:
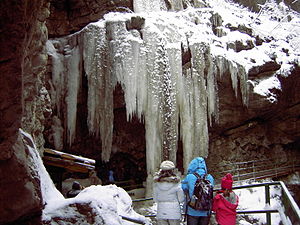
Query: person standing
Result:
<box><xmin>108</xmin><ymin>170</ymin><xmax>115</xmax><ymax>184</ymax></box>
<box><xmin>212</xmin><ymin>173</ymin><xmax>239</xmax><ymax>225</ymax></box>
<box><xmin>153</xmin><ymin>160</ymin><xmax>185</xmax><ymax>225</ymax></box>
<box><xmin>182</xmin><ymin>157</ymin><xmax>214</xmax><ymax>225</ymax></box>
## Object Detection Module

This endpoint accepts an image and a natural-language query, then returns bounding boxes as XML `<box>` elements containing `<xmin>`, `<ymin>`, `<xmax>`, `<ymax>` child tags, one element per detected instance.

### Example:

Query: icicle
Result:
<box><xmin>46</xmin><ymin>40</ymin><xmax>67</xmax><ymax>152</ymax></box>
<box><xmin>136</xmin><ymin>45</ymin><xmax>147</xmax><ymax>120</ymax></box>
<box><xmin>46</xmin><ymin>40</ymin><xmax>66</xmax><ymax>122</ymax></box>
<box><xmin>205</xmin><ymin>50</ymin><xmax>218</xmax><ymax>126</ymax></box>
<box><xmin>83</xmin><ymin>22</ymin><xmax>114</xmax><ymax>162</ymax></box>
<box><xmin>65</xmin><ymin>43</ymin><xmax>81</xmax><ymax>146</ymax></box>
<box><xmin>178</xmin><ymin>41</ymin><xmax>210</xmax><ymax>172</ymax></box>
<box><xmin>83</xmin><ymin>22</ymin><xmax>106</xmax><ymax>138</ymax></box>
<box><xmin>51</xmin><ymin>116</ymin><xmax>64</xmax><ymax>150</ymax></box>
<box><xmin>216</xmin><ymin>56</ymin><xmax>249</xmax><ymax>106</ymax></box>
<box><xmin>159</xmin><ymin>45</ymin><xmax>176</xmax><ymax>162</ymax></box>
<box><xmin>179</xmin><ymin>67</ymin><xmax>195</xmax><ymax>172</ymax></box>
<box><xmin>143</xmin><ymin>27</ymin><xmax>165</xmax><ymax>177</ymax></box>
<box><xmin>47</xmin><ymin>35</ymin><xmax>82</xmax><ymax>147</ymax></box>
<box><xmin>228</xmin><ymin>61</ymin><xmax>239</xmax><ymax>97</ymax></box>
<box><xmin>238</xmin><ymin>65</ymin><xmax>249</xmax><ymax>106</ymax></box>
<box><xmin>165</xmin><ymin>43</ymin><xmax>181</xmax><ymax>163</ymax></box>
<box><xmin>106</xmin><ymin>19</ymin><xmax>142</xmax><ymax>122</ymax></box>
<box><xmin>189</xmin><ymin>42</ymin><xmax>209</xmax><ymax>158</ymax></box>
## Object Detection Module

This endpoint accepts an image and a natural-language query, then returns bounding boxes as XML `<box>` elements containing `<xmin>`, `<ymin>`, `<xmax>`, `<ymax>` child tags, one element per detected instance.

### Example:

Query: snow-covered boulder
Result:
<box><xmin>42</xmin><ymin>185</ymin><xmax>148</xmax><ymax>225</ymax></box>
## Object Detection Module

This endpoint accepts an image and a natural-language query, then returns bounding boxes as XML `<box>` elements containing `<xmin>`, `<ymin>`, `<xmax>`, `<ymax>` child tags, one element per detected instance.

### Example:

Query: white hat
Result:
<box><xmin>160</xmin><ymin>160</ymin><xmax>175</xmax><ymax>171</ymax></box>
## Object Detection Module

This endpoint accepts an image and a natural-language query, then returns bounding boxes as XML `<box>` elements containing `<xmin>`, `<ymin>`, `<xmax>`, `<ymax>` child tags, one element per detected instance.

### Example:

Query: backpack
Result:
<box><xmin>188</xmin><ymin>173</ymin><xmax>213</xmax><ymax>211</ymax></box>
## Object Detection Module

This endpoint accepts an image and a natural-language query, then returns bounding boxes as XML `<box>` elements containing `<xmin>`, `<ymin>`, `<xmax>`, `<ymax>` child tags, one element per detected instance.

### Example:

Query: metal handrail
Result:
<box><xmin>218</xmin><ymin>161</ymin><xmax>299</xmax><ymax>171</ymax></box>
<box><xmin>218</xmin><ymin>156</ymin><xmax>299</xmax><ymax>166</ymax></box>
<box><xmin>214</xmin><ymin>162</ymin><xmax>300</xmax><ymax>184</ymax></box>
<box><xmin>132</xmin><ymin>181</ymin><xmax>300</xmax><ymax>225</ymax></box>
<box><xmin>220</xmin><ymin>162</ymin><xmax>295</xmax><ymax>172</ymax></box>
<box><xmin>133</xmin><ymin>197</ymin><xmax>153</xmax><ymax>202</ymax></box>
<box><xmin>219</xmin><ymin>165</ymin><xmax>297</xmax><ymax>176</ymax></box>
<box><xmin>279</xmin><ymin>181</ymin><xmax>300</xmax><ymax>225</ymax></box>
<box><xmin>121</xmin><ymin>215</ymin><xmax>146</xmax><ymax>224</ymax></box>
<box><xmin>232</xmin><ymin>166</ymin><xmax>298</xmax><ymax>178</ymax></box>
<box><xmin>143</xmin><ymin>209</ymin><xmax>279</xmax><ymax>217</ymax></box>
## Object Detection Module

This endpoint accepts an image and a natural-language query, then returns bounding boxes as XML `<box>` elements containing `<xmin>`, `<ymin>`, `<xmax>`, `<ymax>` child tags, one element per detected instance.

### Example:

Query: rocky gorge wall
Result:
<box><xmin>0</xmin><ymin>0</ymin><xmax>299</xmax><ymax>224</ymax></box>
<box><xmin>207</xmin><ymin>65</ymin><xmax>300</xmax><ymax>178</ymax></box>
<box><xmin>0</xmin><ymin>1</ymin><xmax>50</xmax><ymax>224</ymax></box>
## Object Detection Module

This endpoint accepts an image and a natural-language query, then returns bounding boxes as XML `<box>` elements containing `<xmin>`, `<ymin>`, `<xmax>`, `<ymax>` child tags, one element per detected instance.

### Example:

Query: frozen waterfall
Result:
<box><xmin>47</xmin><ymin>0</ymin><xmax>299</xmax><ymax>192</ymax></box>
<box><xmin>47</xmin><ymin>11</ymin><xmax>242</xmax><ymax>176</ymax></box>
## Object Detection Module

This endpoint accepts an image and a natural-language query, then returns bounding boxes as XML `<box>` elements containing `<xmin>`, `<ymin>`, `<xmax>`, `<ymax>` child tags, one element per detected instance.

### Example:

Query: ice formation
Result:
<box><xmin>47</xmin><ymin>0</ymin><xmax>300</xmax><ymax>186</ymax></box>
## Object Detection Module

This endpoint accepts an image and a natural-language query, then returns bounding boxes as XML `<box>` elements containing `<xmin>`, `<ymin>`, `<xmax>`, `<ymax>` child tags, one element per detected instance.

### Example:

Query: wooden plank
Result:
<box><xmin>43</xmin><ymin>156</ymin><xmax>94</xmax><ymax>173</ymax></box>
<box><xmin>44</xmin><ymin>148</ymin><xmax>95</xmax><ymax>165</ymax></box>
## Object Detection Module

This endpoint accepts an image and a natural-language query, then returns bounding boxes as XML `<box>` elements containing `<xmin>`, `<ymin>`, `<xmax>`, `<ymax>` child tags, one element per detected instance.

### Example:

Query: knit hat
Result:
<box><xmin>221</xmin><ymin>173</ymin><xmax>233</xmax><ymax>190</ymax></box>
<box><xmin>160</xmin><ymin>160</ymin><xmax>175</xmax><ymax>171</ymax></box>
<box><xmin>72</xmin><ymin>181</ymin><xmax>81</xmax><ymax>190</ymax></box>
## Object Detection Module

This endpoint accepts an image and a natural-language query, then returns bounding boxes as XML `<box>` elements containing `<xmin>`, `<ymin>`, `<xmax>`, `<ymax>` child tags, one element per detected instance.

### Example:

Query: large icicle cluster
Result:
<box><xmin>47</xmin><ymin>10</ymin><xmax>242</xmax><ymax>174</ymax></box>
<box><xmin>47</xmin><ymin>22</ymin><xmax>114</xmax><ymax>162</ymax></box>
<box><xmin>47</xmin><ymin>0</ymin><xmax>300</xmax><ymax>186</ymax></box>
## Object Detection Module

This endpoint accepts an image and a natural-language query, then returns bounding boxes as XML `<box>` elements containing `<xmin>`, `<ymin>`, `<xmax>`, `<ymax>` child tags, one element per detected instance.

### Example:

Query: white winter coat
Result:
<box><xmin>153</xmin><ymin>176</ymin><xmax>185</xmax><ymax>220</ymax></box>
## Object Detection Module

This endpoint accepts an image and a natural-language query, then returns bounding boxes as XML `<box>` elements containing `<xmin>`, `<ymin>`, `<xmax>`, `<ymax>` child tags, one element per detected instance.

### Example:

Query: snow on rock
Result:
<box><xmin>20</xmin><ymin>129</ymin><xmax>147</xmax><ymax>225</ymax></box>
<box><xmin>42</xmin><ymin>185</ymin><xmax>148</xmax><ymax>225</ymax></box>
<box><xmin>19</xmin><ymin>128</ymin><xmax>64</xmax><ymax>206</ymax></box>
<box><xmin>251</xmin><ymin>76</ymin><xmax>281</xmax><ymax>103</ymax></box>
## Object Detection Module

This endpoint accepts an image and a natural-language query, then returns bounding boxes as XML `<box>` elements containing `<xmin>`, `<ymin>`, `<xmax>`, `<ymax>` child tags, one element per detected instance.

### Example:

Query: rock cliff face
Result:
<box><xmin>207</xmin><ymin>65</ymin><xmax>300</xmax><ymax>176</ymax></box>
<box><xmin>0</xmin><ymin>0</ymin><xmax>50</xmax><ymax>224</ymax></box>
<box><xmin>47</xmin><ymin>0</ymin><xmax>132</xmax><ymax>37</ymax></box>
<box><xmin>0</xmin><ymin>0</ymin><xmax>299</xmax><ymax>224</ymax></box>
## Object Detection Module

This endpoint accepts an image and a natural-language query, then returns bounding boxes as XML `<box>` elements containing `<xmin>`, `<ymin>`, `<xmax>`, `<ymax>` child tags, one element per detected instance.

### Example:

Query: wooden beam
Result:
<box><xmin>43</xmin><ymin>156</ymin><xmax>94</xmax><ymax>173</ymax></box>
<box><xmin>44</xmin><ymin>148</ymin><xmax>95</xmax><ymax>165</ymax></box>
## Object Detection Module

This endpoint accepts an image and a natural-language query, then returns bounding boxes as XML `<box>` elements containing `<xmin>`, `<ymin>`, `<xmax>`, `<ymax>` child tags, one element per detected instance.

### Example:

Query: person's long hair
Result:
<box><xmin>154</xmin><ymin>169</ymin><xmax>180</xmax><ymax>183</ymax></box>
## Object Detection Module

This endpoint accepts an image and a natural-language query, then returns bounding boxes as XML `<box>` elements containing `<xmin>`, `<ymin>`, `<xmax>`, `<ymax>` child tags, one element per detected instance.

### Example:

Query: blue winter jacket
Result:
<box><xmin>181</xmin><ymin>157</ymin><xmax>214</xmax><ymax>217</ymax></box>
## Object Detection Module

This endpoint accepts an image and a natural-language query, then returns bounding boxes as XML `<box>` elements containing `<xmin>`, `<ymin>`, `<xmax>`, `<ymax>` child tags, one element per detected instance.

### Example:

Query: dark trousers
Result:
<box><xmin>187</xmin><ymin>215</ymin><xmax>210</xmax><ymax>225</ymax></box>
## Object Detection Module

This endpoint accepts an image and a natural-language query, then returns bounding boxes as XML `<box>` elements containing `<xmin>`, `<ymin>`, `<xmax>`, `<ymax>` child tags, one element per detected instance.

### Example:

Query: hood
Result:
<box><xmin>187</xmin><ymin>157</ymin><xmax>207</xmax><ymax>175</ymax></box>
<box><xmin>156</xmin><ymin>181</ymin><xmax>179</xmax><ymax>191</ymax></box>
<box><xmin>153</xmin><ymin>174</ymin><xmax>181</xmax><ymax>183</ymax></box>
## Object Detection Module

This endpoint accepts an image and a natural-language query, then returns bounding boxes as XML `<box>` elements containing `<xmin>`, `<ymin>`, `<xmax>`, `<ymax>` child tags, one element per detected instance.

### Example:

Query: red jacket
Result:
<box><xmin>212</xmin><ymin>192</ymin><xmax>239</xmax><ymax>225</ymax></box>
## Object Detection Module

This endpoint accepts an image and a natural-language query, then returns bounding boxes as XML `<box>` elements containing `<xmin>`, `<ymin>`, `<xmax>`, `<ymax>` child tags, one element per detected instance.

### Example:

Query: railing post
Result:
<box><xmin>292</xmin><ymin>157</ymin><xmax>295</xmax><ymax>172</ymax></box>
<box><xmin>265</xmin><ymin>184</ymin><xmax>271</xmax><ymax>225</ymax></box>
<box><xmin>252</xmin><ymin>161</ymin><xmax>255</xmax><ymax>181</ymax></box>
<box><xmin>280</xmin><ymin>181</ymin><xmax>300</xmax><ymax>225</ymax></box>
<box><xmin>275</xmin><ymin>160</ymin><xmax>278</xmax><ymax>177</ymax></box>
<box><xmin>237</xmin><ymin>164</ymin><xmax>240</xmax><ymax>182</ymax></box>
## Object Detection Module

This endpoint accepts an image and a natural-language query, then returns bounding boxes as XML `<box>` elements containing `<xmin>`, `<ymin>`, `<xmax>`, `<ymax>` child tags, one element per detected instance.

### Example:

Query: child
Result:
<box><xmin>212</xmin><ymin>173</ymin><xmax>239</xmax><ymax>225</ymax></box>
